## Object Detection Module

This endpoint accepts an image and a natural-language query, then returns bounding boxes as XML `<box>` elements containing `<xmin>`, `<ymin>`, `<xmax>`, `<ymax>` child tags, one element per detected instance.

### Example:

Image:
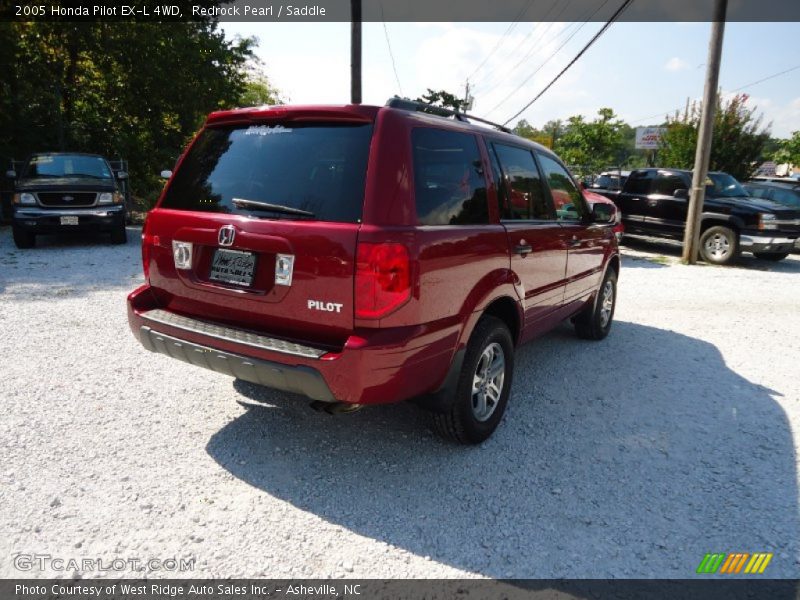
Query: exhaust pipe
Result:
<box><xmin>310</xmin><ymin>400</ymin><xmax>363</xmax><ymax>415</ymax></box>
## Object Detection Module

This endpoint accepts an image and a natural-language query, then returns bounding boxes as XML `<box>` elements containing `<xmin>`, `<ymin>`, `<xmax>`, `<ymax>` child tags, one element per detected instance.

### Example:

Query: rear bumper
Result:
<box><xmin>739</xmin><ymin>233</ymin><xmax>799</xmax><ymax>254</ymax></box>
<box><xmin>127</xmin><ymin>284</ymin><xmax>460</xmax><ymax>405</ymax></box>
<box><xmin>13</xmin><ymin>206</ymin><xmax>125</xmax><ymax>233</ymax></box>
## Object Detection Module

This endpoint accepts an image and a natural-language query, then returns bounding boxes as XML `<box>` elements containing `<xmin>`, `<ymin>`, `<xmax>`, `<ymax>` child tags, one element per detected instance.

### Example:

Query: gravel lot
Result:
<box><xmin>1</xmin><ymin>227</ymin><xmax>799</xmax><ymax>579</ymax></box>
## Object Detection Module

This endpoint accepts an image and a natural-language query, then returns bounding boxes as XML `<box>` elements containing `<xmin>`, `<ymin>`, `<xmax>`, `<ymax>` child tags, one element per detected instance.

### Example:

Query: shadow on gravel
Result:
<box><xmin>206</xmin><ymin>321</ymin><xmax>798</xmax><ymax>578</ymax></box>
<box><xmin>622</xmin><ymin>235</ymin><xmax>800</xmax><ymax>273</ymax></box>
<box><xmin>0</xmin><ymin>225</ymin><xmax>141</xmax><ymax>297</ymax></box>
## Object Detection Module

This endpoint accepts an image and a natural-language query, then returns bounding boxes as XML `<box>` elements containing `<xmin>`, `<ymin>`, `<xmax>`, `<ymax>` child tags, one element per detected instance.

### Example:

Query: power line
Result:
<box><xmin>378</xmin><ymin>2</ymin><xmax>403</xmax><ymax>96</ymax></box>
<box><xmin>466</xmin><ymin>0</ymin><xmax>536</xmax><ymax>83</ymax></box>
<box><xmin>485</xmin><ymin>0</ymin><xmax>613</xmax><ymax>115</ymax></box>
<box><xmin>628</xmin><ymin>63</ymin><xmax>800</xmax><ymax>125</ymax></box>
<box><xmin>503</xmin><ymin>0</ymin><xmax>634</xmax><ymax>126</ymax></box>
<box><xmin>470</xmin><ymin>0</ymin><xmax>562</xmax><ymax>91</ymax></box>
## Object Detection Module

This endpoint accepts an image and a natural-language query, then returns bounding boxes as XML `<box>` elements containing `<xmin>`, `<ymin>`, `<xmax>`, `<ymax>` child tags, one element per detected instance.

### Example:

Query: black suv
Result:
<box><xmin>9</xmin><ymin>152</ymin><xmax>127</xmax><ymax>248</ymax></box>
<box><xmin>596</xmin><ymin>168</ymin><xmax>800</xmax><ymax>264</ymax></box>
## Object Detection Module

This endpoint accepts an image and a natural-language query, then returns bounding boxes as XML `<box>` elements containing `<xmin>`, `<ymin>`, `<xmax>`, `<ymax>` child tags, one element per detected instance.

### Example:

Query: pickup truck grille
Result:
<box><xmin>37</xmin><ymin>192</ymin><xmax>97</xmax><ymax>207</ymax></box>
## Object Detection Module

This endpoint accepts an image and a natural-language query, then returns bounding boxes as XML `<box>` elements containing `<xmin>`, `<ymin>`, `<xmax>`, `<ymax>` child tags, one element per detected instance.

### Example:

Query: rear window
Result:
<box><xmin>161</xmin><ymin>122</ymin><xmax>373</xmax><ymax>223</ymax></box>
<box><xmin>412</xmin><ymin>128</ymin><xmax>489</xmax><ymax>226</ymax></box>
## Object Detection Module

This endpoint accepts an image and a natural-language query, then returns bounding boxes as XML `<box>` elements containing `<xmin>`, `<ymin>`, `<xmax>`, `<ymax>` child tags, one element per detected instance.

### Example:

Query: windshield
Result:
<box><xmin>24</xmin><ymin>155</ymin><xmax>112</xmax><ymax>179</ymax></box>
<box><xmin>706</xmin><ymin>173</ymin><xmax>748</xmax><ymax>198</ymax></box>
<box><xmin>160</xmin><ymin>122</ymin><xmax>373</xmax><ymax>223</ymax></box>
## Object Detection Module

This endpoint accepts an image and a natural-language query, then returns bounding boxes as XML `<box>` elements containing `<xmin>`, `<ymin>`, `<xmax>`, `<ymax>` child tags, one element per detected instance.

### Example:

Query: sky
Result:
<box><xmin>220</xmin><ymin>21</ymin><xmax>800</xmax><ymax>138</ymax></box>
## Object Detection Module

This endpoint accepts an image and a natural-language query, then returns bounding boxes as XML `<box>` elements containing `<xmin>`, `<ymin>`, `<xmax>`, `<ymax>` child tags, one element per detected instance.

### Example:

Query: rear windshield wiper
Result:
<box><xmin>232</xmin><ymin>197</ymin><xmax>315</xmax><ymax>218</ymax></box>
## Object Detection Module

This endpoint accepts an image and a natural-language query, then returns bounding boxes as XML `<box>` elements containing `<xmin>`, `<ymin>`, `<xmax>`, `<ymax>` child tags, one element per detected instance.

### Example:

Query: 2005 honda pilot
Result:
<box><xmin>127</xmin><ymin>99</ymin><xmax>620</xmax><ymax>443</ymax></box>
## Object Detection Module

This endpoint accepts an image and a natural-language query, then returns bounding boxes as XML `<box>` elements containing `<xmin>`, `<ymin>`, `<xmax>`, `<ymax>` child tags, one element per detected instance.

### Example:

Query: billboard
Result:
<box><xmin>635</xmin><ymin>127</ymin><xmax>665</xmax><ymax>150</ymax></box>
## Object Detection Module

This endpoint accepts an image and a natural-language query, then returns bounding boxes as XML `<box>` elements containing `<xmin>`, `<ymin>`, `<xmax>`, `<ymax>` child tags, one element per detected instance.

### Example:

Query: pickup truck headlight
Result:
<box><xmin>97</xmin><ymin>192</ymin><xmax>123</xmax><ymax>205</ymax></box>
<box><xmin>758</xmin><ymin>213</ymin><xmax>778</xmax><ymax>230</ymax></box>
<box><xmin>13</xmin><ymin>193</ymin><xmax>36</xmax><ymax>205</ymax></box>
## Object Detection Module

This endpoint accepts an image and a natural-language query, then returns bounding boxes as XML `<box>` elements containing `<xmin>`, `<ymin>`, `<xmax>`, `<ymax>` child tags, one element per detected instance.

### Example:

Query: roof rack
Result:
<box><xmin>385</xmin><ymin>97</ymin><xmax>512</xmax><ymax>134</ymax></box>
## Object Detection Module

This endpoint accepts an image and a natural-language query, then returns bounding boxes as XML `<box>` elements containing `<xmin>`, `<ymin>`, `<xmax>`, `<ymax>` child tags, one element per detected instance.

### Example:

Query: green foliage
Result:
<box><xmin>772</xmin><ymin>131</ymin><xmax>800</xmax><ymax>166</ymax></box>
<box><xmin>0</xmin><ymin>20</ymin><xmax>278</xmax><ymax>208</ymax></box>
<box><xmin>554</xmin><ymin>108</ymin><xmax>631</xmax><ymax>172</ymax></box>
<box><xmin>658</xmin><ymin>93</ymin><xmax>770</xmax><ymax>180</ymax></box>
<box><xmin>416</xmin><ymin>88</ymin><xmax>465</xmax><ymax>112</ymax></box>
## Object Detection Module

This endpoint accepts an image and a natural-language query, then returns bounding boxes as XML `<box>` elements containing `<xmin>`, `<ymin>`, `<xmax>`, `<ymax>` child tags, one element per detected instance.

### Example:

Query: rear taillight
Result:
<box><xmin>141</xmin><ymin>213</ymin><xmax>157</xmax><ymax>281</ymax></box>
<box><xmin>355</xmin><ymin>243</ymin><xmax>411</xmax><ymax>319</ymax></box>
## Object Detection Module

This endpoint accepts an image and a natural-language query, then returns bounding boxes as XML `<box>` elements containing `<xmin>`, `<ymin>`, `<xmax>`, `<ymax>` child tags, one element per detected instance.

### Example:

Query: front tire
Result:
<box><xmin>12</xmin><ymin>226</ymin><xmax>35</xmax><ymax>249</ymax></box>
<box><xmin>574</xmin><ymin>268</ymin><xmax>617</xmax><ymax>340</ymax></box>
<box><xmin>699</xmin><ymin>225</ymin><xmax>739</xmax><ymax>265</ymax></box>
<box><xmin>753</xmin><ymin>252</ymin><xmax>789</xmax><ymax>262</ymax></box>
<box><xmin>432</xmin><ymin>316</ymin><xmax>514</xmax><ymax>444</ymax></box>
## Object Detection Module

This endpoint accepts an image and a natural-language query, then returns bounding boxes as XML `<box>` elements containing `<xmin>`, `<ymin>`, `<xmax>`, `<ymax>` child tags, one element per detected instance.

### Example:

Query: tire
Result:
<box><xmin>110</xmin><ymin>224</ymin><xmax>127</xmax><ymax>245</ymax></box>
<box><xmin>699</xmin><ymin>225</ymin><xmax>739</xmax><ymax>265</ymax></box>
<box><xmin>12</xmin><ymin>226</ymin><xmax>35</xmax><ymax>249</ymax></box>
<box><xmin>432</xmin><ymin>316</ymin><xmax>514</xmax><ymax>444</ymax></box>
<box><xmin>753</xmin><ymin>252</ymin><xmax>789</xmax><ymax>262</ymax></box>
<box><xmin>574</xmin><ymin>268</ymin><xmax>617</xmax><ymax>340</ymax></box>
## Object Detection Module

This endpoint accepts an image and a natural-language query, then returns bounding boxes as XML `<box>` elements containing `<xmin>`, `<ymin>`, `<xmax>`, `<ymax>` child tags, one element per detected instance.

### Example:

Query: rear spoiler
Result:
<box><xmin>206</xmin><ymin>105</ymin><xmax>378</xmax><ymax>126</ymax></box>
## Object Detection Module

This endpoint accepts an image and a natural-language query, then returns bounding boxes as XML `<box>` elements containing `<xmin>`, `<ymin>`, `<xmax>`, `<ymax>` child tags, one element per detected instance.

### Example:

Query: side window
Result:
<box><xmin>492</xmin><ymin>143</ymin><xmax>552</xmax><ymax>220</ymax></box>
<box><xmin>536</xmin><ymin>153</ymin><xmax>587</xmax><ymax>221</ymax></box>
<box><xmin>651</xmin><ymin>172</ymin><xmax>686</xmax><ymax>196</ymax></box>
<box><xmin>412</xmin><ymin>128</ymin><xmax>489</xmax><ymax>226</ymax></box>
<box><xmin>626</xmin><ymin>170</ymin><xmax>655</xmax><ymax>195</ymax></box>
<box><xmin>770</xmin><ymin>188</ymin><xmax>800</xmax><ymax>208</ymax></box>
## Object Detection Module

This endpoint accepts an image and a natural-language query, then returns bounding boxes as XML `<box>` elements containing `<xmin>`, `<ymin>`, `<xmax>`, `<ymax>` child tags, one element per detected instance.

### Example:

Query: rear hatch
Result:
<box><xmin>144</xmin><ymin>111</ymin><xmax>375</xmax><ymax>348</ymax></box>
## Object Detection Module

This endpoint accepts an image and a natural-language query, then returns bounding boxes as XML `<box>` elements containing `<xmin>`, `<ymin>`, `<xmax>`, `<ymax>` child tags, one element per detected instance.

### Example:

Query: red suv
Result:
<box><xmin>127</xmin><ymin>99</ymin><xmax>620</xmax><ymax>443</ymax></box>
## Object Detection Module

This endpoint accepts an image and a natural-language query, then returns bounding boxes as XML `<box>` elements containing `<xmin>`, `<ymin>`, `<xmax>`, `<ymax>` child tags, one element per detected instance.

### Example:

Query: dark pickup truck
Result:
<box><xmin>9</xmin><ymin>152</ymin><xmax>127</xmax><ymax>248</ymax></box>
<box><xmin>594</xmin><ymin>168</ymin><xmax>800</xmax><ymax>264</ymax></box>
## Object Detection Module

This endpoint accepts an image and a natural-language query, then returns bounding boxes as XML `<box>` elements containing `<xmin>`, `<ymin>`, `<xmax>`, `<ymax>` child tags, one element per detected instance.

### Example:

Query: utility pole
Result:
<box><xmin>350</xmin><ymin>0</ymin><xmax>362</xmax><ymax>104</ymax></box>
<box><xmin>682</xmin><ymin>0</ymin><xmax>727</xmax><ymax>264</ymax></box>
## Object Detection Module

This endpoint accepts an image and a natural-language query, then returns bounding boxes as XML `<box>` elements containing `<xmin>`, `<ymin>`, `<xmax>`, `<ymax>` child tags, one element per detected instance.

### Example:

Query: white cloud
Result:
<box><xmin>664</xmin><ymin>57</ymin><xmax>690</xmax><ymax>72</ymax></box>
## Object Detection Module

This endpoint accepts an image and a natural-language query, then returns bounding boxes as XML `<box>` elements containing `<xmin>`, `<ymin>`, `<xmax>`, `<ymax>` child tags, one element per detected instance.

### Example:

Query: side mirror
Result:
<box><xmin>591</xmin><ymin>202</ymin><xmax>615</xmax><ymax>224</ymax></box>
<box><xmin>6</xmin><ymin>170</ymin><xmax>16</xmax><ymax>179</ymax></box>
<box><xmin>160</xmin><ymin>170</ymin><xmax>172</xmax><ymax>179</ymax></box>
<box><xmin>116</xmin><ymin>171</ymin><xmax>128</xmax><ymax>180</ymax></box>
<box><xmin>673</xmin><ymin>188</ymin><xmax>688</xmax><ymax>199</ymax></box>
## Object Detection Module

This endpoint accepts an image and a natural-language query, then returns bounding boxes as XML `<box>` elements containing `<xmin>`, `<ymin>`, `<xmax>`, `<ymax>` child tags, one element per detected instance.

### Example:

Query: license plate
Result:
<box><xmin>209</xmin><ymin>249</ymin><xmax>256</xmax><ymax>287</ymax></box>
<box><xmin>60</xmin><ymin>216</ymin><xmax>79</xmax><ymax>226</ymax></box>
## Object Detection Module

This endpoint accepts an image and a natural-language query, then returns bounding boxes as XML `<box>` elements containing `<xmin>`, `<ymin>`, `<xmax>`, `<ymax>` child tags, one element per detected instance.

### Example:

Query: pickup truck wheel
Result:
<box><xmin>753</xmin><ymin>252</ymin><xmax>789</xmax><ymax>262</ymax></box>
<box><xmin>432</xmin><ymin>316</ymin><xmax>514</xmax><ymax>444</ymax></box>
<box><xmin>110</xmin><ymin>225</ymin><xmax>127</xmax><ymax>245</ymax></box>
<box><xmin>574</xmin><ymin>269</ymin><xmax>617</xmax><ymax>340</ymax></box>
<box><xmin>12</xmin><ymin>226</ymin><xmax>35</xmax><ymax>249</ymax></box>
<box><xmin>699</xmin><ymin>225</ymin><xmax>738</xmax><ymax>265</ymax></box>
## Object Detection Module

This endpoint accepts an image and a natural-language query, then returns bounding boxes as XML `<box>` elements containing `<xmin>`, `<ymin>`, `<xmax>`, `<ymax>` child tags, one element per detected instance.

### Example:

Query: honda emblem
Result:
<box><xmin>218</xmin><ymin>225</ymin><xmax>235</xmax><ymax>247</ymax></box>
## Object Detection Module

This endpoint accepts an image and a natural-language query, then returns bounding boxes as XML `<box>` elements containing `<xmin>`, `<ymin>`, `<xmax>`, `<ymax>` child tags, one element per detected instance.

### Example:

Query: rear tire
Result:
<box><xmin>110</xmin><ymin>224</ymin><xmax>127</xmax><ymax>245</ymax></box>
<box><xmin>12</xmin><ymin>226</ymin><xmax>35</xmax><ymax>249</ymax></box>
<box><xmin>574</xmin><ymin>268</ymin><xmax>617</xmax><ymax>340</ymax></box>
<box><xmin>699</xmin><ymin>225</ymin><xmax>738</xmax><ymax>265</ymax></box>
<box><xmin>753</xmin><ymin>252</ymin><xmax>789</xmax><ymax>262</ymax></box>
<box><xmin>432</xmin><ymin>316</ymin><xmax>514</xmax><ymax>444</ymax></box>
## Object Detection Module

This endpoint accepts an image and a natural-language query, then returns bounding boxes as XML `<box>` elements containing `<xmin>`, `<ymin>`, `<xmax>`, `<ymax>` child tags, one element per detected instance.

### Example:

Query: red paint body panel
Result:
<box><xmin>128</xmin><ymin>103</ymin><xmax>619</xmax><ymax>406</ymax></box>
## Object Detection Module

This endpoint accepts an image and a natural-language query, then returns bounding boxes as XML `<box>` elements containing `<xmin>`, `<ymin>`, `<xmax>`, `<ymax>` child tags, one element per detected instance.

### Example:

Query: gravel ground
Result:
<box><xmin>1</xmin><ymin>227</ymin><xmax>799</xmax><ymax>579</ymax></box>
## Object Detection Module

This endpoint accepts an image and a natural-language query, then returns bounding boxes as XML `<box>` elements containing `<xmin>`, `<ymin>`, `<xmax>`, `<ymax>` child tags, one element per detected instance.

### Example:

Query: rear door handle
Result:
<box><xmin>514</xmin><ymin>243</ymin><xmax>533</xmax><ymax>256</ymax></box>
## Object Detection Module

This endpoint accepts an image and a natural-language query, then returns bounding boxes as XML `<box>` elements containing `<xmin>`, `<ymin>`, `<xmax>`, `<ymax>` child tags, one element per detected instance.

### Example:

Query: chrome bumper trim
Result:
<box><xmin>140</xmin><ymin>309</ymin><xmax>327</xmax><ymax>359</ymax></box>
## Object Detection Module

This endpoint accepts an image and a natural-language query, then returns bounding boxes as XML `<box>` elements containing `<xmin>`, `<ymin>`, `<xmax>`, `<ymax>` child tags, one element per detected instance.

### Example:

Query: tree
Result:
<box><xmin>555</xmin><ymin>108</ymin><xmax>628</xmax><ymax>173</ymax></box>
<box><xmin>658</xmin><ymin>93</ymin><xmax>770</xmax><ymax>180</ymax></box>
<box><xmin>0</xmin><ymin>19</ymin><xmax>268</xmax><ymax>207</ymax></box>
<box><xmin>415</xmin><ymin>88</ymin><xmax>465</xmax><ymax>112</ymax></box>
<box><xmin>772</xmin><ymin>131</ymin><xmax>800</xmax><ymax>166</ymax></box>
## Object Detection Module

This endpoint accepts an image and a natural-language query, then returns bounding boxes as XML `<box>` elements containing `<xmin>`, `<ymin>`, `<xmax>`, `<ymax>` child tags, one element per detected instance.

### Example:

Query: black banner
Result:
<box><xmin>3</xmin><ymin>0</ymin><xmax>800</xmax><ymax>22</ymax></box>
<box><xmin>3</xmin><ymin>579</ymin><xmax>800</xmax><ymax>600</ymax></box>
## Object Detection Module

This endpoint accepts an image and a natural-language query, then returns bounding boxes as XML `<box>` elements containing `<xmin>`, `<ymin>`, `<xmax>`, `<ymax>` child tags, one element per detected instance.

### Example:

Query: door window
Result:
<box><xmin>651</xmin><ymin>171</ymin><xmax>687</xmax><ymax>196</ymax></box>
<box><xmin>412</xmin><ymin>128</ymin><xmax>489</xmax><ymax>225</ymax></box>
<box><xmin>491</xmin><ymin>143</ymin><xmax>553</xmax><ymax>220</ymax></box>
<box><xmin>626</xmin><ymin>170</ymin><xmax>655</xmax><ymax>195</ymax></box>
<box><xmin>536</xmin><ymin>153</ymin><xmax>587</xmax><ymax>221</ymax></box>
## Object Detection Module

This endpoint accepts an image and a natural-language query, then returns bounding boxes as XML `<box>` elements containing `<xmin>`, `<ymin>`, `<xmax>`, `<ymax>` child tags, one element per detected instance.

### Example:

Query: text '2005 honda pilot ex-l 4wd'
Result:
<box><xmin>127</xmin><ymin>99</ymin><xmax>620</xmax><ymax>443</ymax></box>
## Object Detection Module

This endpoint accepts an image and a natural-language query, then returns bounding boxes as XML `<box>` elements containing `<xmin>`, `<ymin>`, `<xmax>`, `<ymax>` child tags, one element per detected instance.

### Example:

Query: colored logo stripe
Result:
<box><xmin>697</xmin><ymin>553</ymin><xmax>773</xmax><ymax>574</ymax></box>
